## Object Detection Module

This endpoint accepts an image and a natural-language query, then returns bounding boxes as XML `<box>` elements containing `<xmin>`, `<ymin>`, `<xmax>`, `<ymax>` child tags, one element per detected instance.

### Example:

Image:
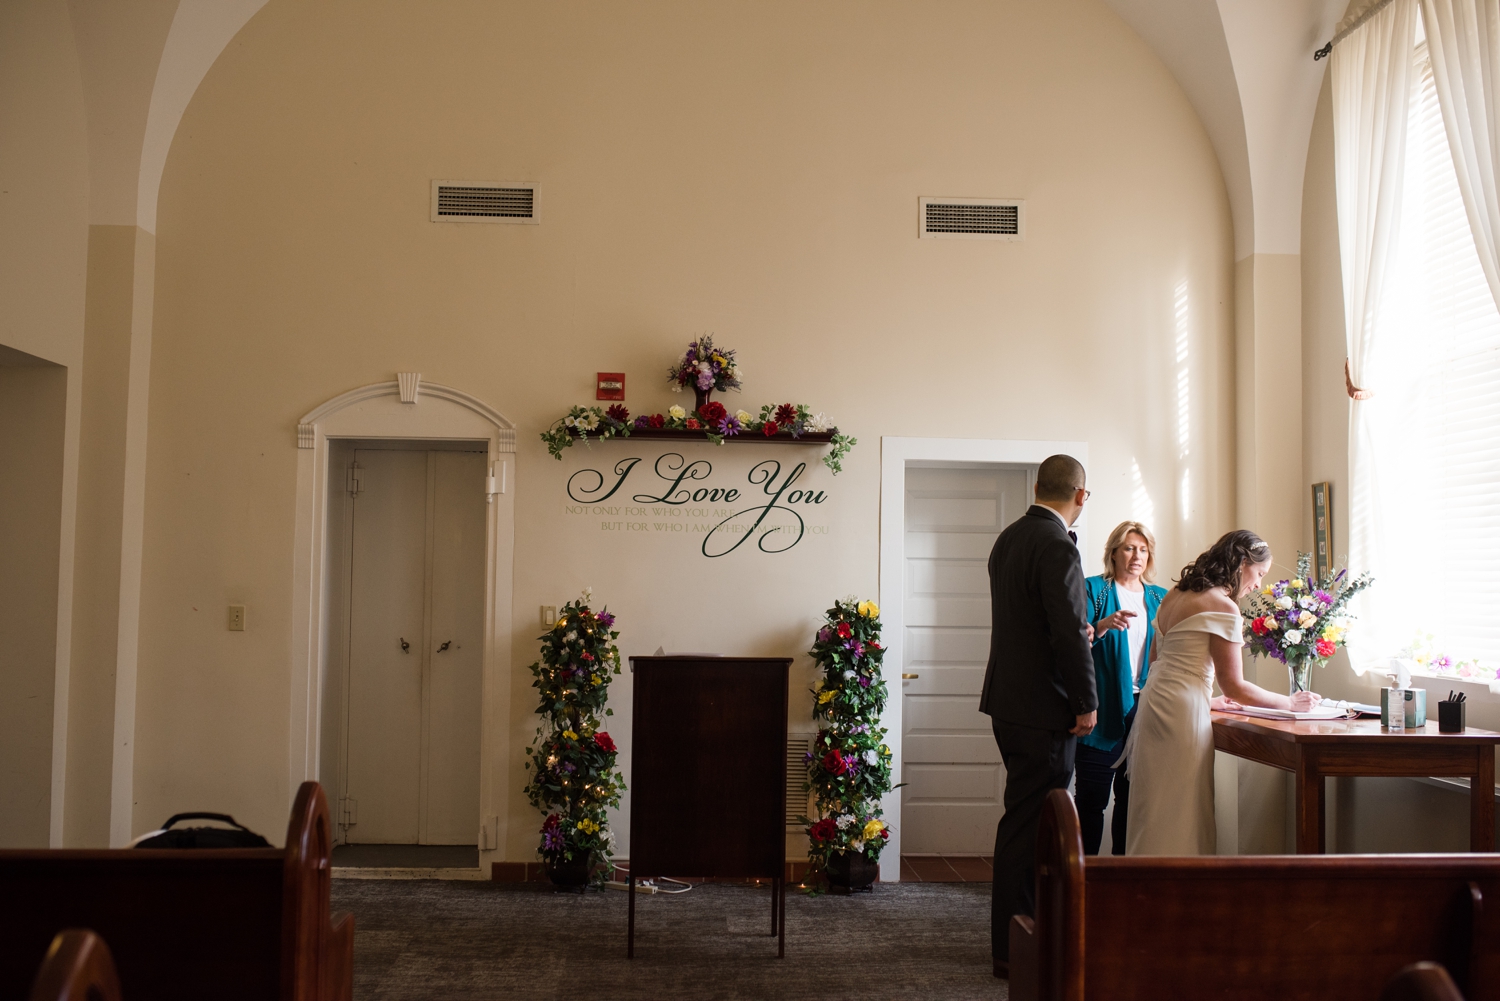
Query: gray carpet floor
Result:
<box><xmin>333</xmin><ymin>879</ymin><xmax>1006</xmax><ymax>1001</ymax></box>
<box><xmin>333</xmin><ymin>844</ymin><xmax>479</xmax><ymax>868</ymax></box>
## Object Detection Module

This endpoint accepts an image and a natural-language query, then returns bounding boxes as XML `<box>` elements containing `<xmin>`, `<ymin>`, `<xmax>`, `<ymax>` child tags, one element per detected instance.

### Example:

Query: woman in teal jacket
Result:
<box><xmin>1075</xmin><ymin>521</ymin><xmax>1166</xmax><ymax>855</ymax></box>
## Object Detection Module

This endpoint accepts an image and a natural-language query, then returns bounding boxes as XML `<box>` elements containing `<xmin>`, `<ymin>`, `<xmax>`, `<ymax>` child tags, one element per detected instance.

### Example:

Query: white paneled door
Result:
<box><xmin>345</xmin><ymin>448</ymin><xmax>485</xmax><ymax>846</ymax></box>
<box><xmin>900</xmin><ymin>465</ymin><xmax>1033</xmax><ymax>853</ymax></box>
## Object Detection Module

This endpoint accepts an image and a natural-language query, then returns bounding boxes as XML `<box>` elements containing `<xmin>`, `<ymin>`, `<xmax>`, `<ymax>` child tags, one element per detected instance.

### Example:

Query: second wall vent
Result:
<box><xmin>920</xmin><ymin>197</ymin><xmax>1023</xmax><ymax>240</ymax></box>
<box><xmin>431</xmin><ymin>181</ymin><xmax>537</xmax><ymax>223</ymax></box>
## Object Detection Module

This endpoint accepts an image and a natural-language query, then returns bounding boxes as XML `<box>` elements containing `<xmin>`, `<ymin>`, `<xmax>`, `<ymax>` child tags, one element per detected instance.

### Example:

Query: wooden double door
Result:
<box><xmin>342</xmin><ymin>447</ymin><xmax>485</xmax><ymax>846</ymax></box>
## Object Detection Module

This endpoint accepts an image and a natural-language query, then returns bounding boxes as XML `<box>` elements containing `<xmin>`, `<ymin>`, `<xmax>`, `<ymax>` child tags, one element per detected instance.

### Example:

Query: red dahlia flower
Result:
<box><xmin>822</xmin><ymin>749</ymin><xmax>848</xmax><ymax>775</ymax></box>
<box><xmin>763</xmin><ymin>421</ymin><xmax>780</xmax><ymax>436</ymax></box>
<box><xmin>606</xmin><ymin>404</ymin><xmax>629</xmax><ymax>422</ymax></box>
<box><xmin>1315</xmin><ymin>638</ymin><xmax>1336</xmax><ymax>658</ymax></box>
<box><xmin>775</xmin><ymin>403</ymin><xmax>798</xmax><ymax>424</ymax></box>
<box><xmin>837</xmin><ymin>622</ymin><xmax>853</xmax><ymax>639</ymax></box>
<box><xmin>648</xmin><ymin>413</ymin><xmax>665</xmax><ymax>428</ymax></box>
<box><xmin>698</xmin><ymin>401</ymin><xmax>728</xmax><ymax>424</ymax></box>
<box><xmin>594</xmin><ymin>732</ymin><xmax>616</xmax><ymax>753</ymax></box>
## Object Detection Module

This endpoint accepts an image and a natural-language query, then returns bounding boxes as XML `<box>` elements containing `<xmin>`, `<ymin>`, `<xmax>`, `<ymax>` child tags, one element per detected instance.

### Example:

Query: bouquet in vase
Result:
<box><xmin>1241</xmin><ymin>553</ymin><xmax>1372</xmax><ymax>692</ymax></box>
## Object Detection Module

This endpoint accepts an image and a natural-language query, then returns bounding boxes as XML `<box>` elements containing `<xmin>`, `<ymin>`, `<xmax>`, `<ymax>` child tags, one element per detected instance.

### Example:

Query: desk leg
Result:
<box><xmin>770</xmin><ymin>877</ymin><xmax>778</xmax><ymax>936</ymax></box>
<box><xmin>778</xmin><ymin>877</ymin><xmax>785</xmax><ymax>959</ymax></box>
<box><xmin>627</xmin><ymin>874</ymin><xmax>636</xmax><ymax>959</ymax></box>
<box><xmin>1472</xmin><ymin>748</ymin><xmax>1495</xmax><ymax>852</ymax></box>
<box><xmin>1295</xmin><ymin>754</ymin><xmax>1326</xmax><ymax>854</ymax></box>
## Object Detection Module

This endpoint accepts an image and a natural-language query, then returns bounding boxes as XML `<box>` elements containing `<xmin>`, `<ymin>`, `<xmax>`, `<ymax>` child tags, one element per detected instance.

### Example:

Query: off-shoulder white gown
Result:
<box><xmin>1122</xmin><ymin>610</ymin><xmax>1242</xmax><ymax>856</ymax></box>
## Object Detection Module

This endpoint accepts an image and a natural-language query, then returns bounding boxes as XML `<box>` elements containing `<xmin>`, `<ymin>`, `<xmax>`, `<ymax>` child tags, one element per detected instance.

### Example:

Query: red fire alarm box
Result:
<box><xmin>596</xmin><ymin>373</ymin><xmax>625</xmax><ymax>401</ymax></box>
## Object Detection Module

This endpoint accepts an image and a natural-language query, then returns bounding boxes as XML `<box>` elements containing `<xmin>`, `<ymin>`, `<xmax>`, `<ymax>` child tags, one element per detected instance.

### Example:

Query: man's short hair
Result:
<box><xmin>1035</xmin><ymin>454</ymin><xmax>1085</xmax><ymax>502</ymax></box>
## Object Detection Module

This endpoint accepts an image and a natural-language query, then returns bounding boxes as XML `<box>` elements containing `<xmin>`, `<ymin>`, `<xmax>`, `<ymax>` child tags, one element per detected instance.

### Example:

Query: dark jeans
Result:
<box><xmin>1073</xmin><ymin>740</ymin><xmax>1129</xmax><ymax>855</ymax></box>
<box><xmin>991</xmin><ymin>719</ymin><xmax>1076</xmax><ymax>963</ymax></box>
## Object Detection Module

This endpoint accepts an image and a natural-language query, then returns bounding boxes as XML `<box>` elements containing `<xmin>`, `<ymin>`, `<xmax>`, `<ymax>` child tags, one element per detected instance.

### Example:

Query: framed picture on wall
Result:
<box><xmin>1312</xmin><ymin>482</ymin><xmax>1333</xmax><ymax>582</ymax></box>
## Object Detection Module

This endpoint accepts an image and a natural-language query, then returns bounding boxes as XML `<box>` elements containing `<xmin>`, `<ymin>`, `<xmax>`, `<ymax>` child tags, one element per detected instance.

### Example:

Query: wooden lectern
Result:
<box><xmin>626</xmin><ymin>655</ymin><xmax>792</xmax><ymax>958</ymax></box>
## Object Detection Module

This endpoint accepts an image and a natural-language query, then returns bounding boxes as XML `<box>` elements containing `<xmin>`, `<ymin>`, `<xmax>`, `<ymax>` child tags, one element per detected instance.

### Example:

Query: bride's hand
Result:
<box><xmin>1211</xmin><ymin>696</ymin><xmax>1242</xmax><ymax>711</ymax></box>
<box><xmin>1289</xmin><ymin>690</ymin><xmax>1322</xmax><ymax>712</ymax></box>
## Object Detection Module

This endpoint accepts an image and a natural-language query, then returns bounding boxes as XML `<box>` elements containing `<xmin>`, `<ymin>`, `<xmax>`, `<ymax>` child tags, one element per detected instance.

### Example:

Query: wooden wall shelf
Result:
<box><xmin>570</xmin><ymin>428</ymin><xmax>838</xmax><ymax>445</ymax></box>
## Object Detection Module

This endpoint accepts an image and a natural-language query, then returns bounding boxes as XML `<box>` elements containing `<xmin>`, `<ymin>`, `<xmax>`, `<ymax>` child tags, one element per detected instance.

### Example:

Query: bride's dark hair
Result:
<box><xmin>1175</xmin><ymin>530</ymin><xmax>1271</xmax><ymax>593</ymax></box>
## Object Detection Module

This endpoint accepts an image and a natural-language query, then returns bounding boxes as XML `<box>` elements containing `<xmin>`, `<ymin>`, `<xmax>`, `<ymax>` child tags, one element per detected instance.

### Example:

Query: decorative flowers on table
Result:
<box><xmin>1242</xmin><ymin>553</ymin><xmax>1372</xmax><ymax>691</ymax></box>
<box><xmin>668</xmin><ymin>334</ymin><xmax>741</xmax><ymax>396</ymax></box>
<box><xmin>522</xmin><ymin>590</ymin><xmax>627</xmax><ymax>887</ymax></box>
<box><xmin>802</xmin><ymin>598</ymin><xmax>895</xmax><ymax>887</ymax></box>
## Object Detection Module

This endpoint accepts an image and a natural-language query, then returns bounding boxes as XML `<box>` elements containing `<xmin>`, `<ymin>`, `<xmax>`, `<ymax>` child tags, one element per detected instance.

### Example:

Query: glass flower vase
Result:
<box><xmin>1287</xmin><ymin>655</ymin><xmax>1313</xmax><ymax>694</ymax></box>
<box><xmin>694</xmin><ymin>387</ymin><xmax>713</xmax><ymax>412</ymax></box>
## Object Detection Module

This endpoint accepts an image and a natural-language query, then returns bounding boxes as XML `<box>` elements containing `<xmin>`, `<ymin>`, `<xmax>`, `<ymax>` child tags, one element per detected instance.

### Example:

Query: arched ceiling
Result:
<box><xmin>1103</xmin><ymin>0</ymin><xmax>1348</xmax><ymax>259</ymax></box>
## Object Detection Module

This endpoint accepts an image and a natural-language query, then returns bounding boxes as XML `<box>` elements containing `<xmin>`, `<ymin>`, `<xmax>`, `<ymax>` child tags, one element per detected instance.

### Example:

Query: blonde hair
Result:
<box><xmin>1102</xmin><ymin>521</ymin><xmax>1157</xmax><ymax>583</ymax></box>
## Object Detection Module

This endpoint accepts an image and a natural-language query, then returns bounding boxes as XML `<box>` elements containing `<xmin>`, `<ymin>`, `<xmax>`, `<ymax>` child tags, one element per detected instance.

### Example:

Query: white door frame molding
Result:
<box><xmin>878</xmin><ymin>436</ymin><xmax>1088</xmax><ymax>882</ymax></box>
<box><xmin>290</xmin><ymin>375</ymin><xmax>516</xmax><ymax>863</ymax></box>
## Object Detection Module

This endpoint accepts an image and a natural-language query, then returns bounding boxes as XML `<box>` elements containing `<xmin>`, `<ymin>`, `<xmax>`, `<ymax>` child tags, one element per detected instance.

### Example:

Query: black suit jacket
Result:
<box><xmin>978</xmin><ymin>505</ymin><xmax>1097</xmax><ymax>731</ymax></box>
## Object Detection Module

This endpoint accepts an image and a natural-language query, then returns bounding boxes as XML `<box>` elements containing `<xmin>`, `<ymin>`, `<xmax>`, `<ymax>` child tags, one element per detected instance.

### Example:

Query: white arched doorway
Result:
<box><xmin>289</xmin><ymin>374</ymin><xmax>515</xmax><ymax>869</ymax></box>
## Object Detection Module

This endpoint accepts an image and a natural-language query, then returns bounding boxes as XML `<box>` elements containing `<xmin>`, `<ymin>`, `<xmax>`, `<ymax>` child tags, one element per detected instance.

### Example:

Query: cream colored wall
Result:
<box><xmin>138</xmin><ymin>0</ymin><xmax>1236</xmax><ymax>852</ymax></box>
<box><xmin>0</xmin><ymin>0</ymin><xmax>92</xmax><ymax>846</ymax></box>
<box><xmin>0</xmin><ymin>356</ymin><xmax>68</xmax><ymax>847</ymax></box>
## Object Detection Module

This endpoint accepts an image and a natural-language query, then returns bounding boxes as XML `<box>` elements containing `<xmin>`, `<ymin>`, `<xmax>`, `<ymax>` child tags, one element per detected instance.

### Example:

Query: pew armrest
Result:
<box><xmin>323</xmin><ymin>911</ymin><xmax>355</xmax><ymax>1001</ymax></box>
<box><xmin>1009</xmin><ymin>914</ymin><xmax>1038</xmax><ymax>1001</ymax></box>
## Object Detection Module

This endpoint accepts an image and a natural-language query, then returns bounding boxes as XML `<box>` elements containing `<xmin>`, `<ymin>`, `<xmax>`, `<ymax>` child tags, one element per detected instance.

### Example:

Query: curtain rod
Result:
<box><xmin>1314</xmin><ymin>0</ymin><xmax>1398</xmax><ymax>60</ymax></box>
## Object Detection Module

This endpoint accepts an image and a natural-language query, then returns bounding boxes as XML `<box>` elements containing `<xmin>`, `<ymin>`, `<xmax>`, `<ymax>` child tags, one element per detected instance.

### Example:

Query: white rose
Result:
<box><xmin>1285</xmin><ymin>629</ymin><xmax>1304</xmax><ymax>644</ymax></box>
<box><xmin>668</xmin><ymin>405</ymin><xmax>686</xmax><ymax>419</ymax></box>
<box><xmin>736</xmin><ymin>409</ymin><xmax>754</xmax><ymax>424</ymax></box>
<box><xmin>1275</xmin><ymin>596</ymin><xmax>1294</xmax><ymax>610</ymax></box>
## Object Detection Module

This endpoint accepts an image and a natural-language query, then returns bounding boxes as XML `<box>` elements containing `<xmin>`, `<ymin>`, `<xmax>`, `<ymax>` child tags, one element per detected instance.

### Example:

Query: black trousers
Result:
<box><xmin>1073</xmin><ymin>741</ymin><xmax>1129</xmax><ymax>855</ymax></box>
<box><xmin>991</xmin><ymin>719</ymin><xmax>1075</xmax><ymax>962</ymax></box>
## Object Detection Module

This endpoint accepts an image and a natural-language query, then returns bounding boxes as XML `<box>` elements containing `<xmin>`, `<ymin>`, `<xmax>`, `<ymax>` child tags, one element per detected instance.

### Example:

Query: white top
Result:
<box><xmin>1115</xmin><ymin>581</ymin><xmax>1149</xmax><ymax>691</ymax></box>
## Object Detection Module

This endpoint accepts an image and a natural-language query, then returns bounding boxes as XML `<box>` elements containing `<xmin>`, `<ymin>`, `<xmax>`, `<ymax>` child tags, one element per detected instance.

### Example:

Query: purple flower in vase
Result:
<box><xmin>859</xmin><ymin>676</ymin><xmax>871</xmax><ymax>688</ymax></box>
<box><xmin>597</xmin><ymin>611</ymin><xmax>615</xmax><ymax>628</ymax></box>
<box><xmin>697</xmin><ymin>370</ymin><xmax>714</xmax><ymax>389</ymax></box>
<box><xmin>817</xmin><ymin>627</ymin><xmax>833</xmax><ymax>643</ymax></box>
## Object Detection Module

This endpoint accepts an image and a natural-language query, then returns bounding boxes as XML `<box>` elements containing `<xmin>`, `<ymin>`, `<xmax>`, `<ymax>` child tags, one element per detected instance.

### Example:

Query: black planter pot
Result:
<box><xmin>824</xmin><ymin>851</ymin><xmax>878</xmax><ymax>893</ymax></box>
<box><xmin>546</xmin><ymin>855</ymin><xmax>593</xmax><ymax>891</ymax></box>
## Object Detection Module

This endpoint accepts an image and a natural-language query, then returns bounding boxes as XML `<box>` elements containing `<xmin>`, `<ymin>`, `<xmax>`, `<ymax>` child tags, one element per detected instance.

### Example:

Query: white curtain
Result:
<box><xmin>1333</xmin><ymin>0</ymin><xmax>1417</xmax><ymax>669</ymax></box>
<box><xmin>1422</xmin><ymin>0</ymin><xmax>1500</xmax><ymax>310</ymax></box>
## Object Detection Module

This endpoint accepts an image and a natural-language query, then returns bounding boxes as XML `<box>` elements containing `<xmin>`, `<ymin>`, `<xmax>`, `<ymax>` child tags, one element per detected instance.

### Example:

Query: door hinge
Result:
<box><xmin>339</xmin><ymin>796</ymin><xmax>357</xmax><ymax>826</ymax></box>
<box><xmin>347</xmin><ymin>463</ymin><xmax>362</xmax><ymax>497</ymax></box>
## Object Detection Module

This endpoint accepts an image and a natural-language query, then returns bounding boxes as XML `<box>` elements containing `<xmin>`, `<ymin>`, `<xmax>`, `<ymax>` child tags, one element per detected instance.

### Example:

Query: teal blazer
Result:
<box><xmin>1079</xmin><ymin>575</ymin><xmax>1166</xmax><ymax>752</ymax></box>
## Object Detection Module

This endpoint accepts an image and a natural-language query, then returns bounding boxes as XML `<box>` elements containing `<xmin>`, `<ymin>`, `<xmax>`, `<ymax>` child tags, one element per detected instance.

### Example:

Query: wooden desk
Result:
<box><xmin>1211</xmin><ymin>711</ymin><xmax>1500</xmax><ymax>853</ymax></box>
<box><xmin>627</xmin><ymin>655</ymin><xmax>791</xmax><ymax>959</ymax></box>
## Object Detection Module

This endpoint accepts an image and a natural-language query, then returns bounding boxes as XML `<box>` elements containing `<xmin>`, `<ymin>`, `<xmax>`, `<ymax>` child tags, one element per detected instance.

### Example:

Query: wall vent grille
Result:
<box><xmin>787</xmin><ymin>733</ymin><xmax>815</xmax><ymax>828</ymax></box>
<box><xmin>431</xmin><ymin>181</ymin><xmax>537</xmax><ymax>223</ymax></box>
<box><xmin>920</xmin><ymin>197</ymin><xmax>1023</xmax><ymax>240</ymax></box>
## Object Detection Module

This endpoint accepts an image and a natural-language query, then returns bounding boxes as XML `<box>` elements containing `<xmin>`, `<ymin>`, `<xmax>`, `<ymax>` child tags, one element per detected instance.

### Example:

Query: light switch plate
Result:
<box><xmin>228</xmin><ymin>604</ymin><xmax>246</xmax><ymax>631</ymax></box>
<box><xmin>541</xmin><ymin>605</ymin><xmax>557</xmax><ymax>628</ymax></box>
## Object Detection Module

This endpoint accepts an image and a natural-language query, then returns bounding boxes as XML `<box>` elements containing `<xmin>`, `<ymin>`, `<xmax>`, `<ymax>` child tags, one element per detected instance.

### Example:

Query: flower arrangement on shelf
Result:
<box><xmin>521</xmin><ymin>589</ymin><xmax>626</xmax><ymax>889</ymax></box>
<box><xmin>539</xmin><ymin>399</ymin><xmax>858</xmax><ymax>474</ymax></box>
<box><xmin>1242</xmin><ymin>552</ymin><xmax>1372</xmax><ymax>693</ymax></box>
<box><xmin>668</xmin><ymin>334</ymin><xmax>741</xmax><ymax>404</ymax></box>
<box><xmin>801</xmin><ymin>599</ymin><xmax>896</xmax><ymax>891</ymax></box>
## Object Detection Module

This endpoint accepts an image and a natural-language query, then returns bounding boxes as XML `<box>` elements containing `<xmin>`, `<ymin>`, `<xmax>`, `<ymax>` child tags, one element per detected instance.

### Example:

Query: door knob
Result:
<box><xmin>400</xmin><ymin>638</ymin><xmax>410</xmax><ymax>653</ymax></box>
<box><xmin>901</xmin><ymin>673</ymin><xmax>919</xmax><ymax>679</ymax></box>
<box><xmin>437</xmin><ymin>641</ymin><xmax>452</xmax><ymax>653</ymax></box>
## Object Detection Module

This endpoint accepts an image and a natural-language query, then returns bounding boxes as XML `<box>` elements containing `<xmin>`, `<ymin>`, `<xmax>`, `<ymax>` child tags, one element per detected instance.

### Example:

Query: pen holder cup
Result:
<box><xmin>1438</xmin><ymin>700</ymin><xmax>1466</xmax><ymax>734</ymax></box>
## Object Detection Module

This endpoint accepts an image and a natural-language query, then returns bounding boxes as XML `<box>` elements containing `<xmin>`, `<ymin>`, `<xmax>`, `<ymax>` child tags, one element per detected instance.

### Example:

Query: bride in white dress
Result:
<box><xmin>1123</xmin><ymin>531</ymin><xmax>1322</xmax><ymax>856</ymax></box>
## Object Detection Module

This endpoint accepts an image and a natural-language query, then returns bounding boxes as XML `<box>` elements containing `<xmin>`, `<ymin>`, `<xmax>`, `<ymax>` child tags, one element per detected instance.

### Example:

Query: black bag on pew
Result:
<box><xmin>132</xmin><ymin>812</ymin><xmax>272</xmax><ymax>849</ymax></box>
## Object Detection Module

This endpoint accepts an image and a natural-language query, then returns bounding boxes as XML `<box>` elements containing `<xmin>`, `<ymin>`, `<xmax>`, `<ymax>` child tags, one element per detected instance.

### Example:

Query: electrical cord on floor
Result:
<box><xmin>607</xmin><ymin>863</ymin><xmax>692</xmax><ymax>893</ymax></box>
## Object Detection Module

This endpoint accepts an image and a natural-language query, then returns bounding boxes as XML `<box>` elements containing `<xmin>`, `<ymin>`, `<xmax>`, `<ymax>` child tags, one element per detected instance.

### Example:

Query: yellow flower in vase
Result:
<box><xmin>818</xmin><ymin>689</ymin><xmax>837</xmax><ymax>704</ymax></box>
<box><xmin>862</xmin><ymin>819</ymin><xmax>885</xmax><ymax>840</ymax></box>
<box><xmin>857</xmin><ymin>600</ymin><xmax>880</xmax><ymax>618</ymax></box>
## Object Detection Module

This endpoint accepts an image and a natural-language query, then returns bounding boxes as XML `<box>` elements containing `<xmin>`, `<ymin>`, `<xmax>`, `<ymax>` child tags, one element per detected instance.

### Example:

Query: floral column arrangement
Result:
<box><xmin>803</xmin><ymin>599</ymin><xmax>895</xmax><ymax>891</ymax></box>
<box><xmin>522</xmin><ymin>590</ymin><xmax>626</xmax><ymax>889</ymax></box>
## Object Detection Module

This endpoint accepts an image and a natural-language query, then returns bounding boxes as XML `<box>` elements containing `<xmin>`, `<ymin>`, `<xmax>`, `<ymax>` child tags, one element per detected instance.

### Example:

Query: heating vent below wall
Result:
<box><xmin>920</xmin><ymin>197</ymin><xmax>1023</xmax><ymax>240</ymax></box>
<box><xmin>787</xmin><ymin>734</ymin><xmax>816</xmax><ymax>828</ymax></box>
<box><xmin>431</xmin><ymin>181</ymin><xmax>537</xmax><ymax>223</ymax></box>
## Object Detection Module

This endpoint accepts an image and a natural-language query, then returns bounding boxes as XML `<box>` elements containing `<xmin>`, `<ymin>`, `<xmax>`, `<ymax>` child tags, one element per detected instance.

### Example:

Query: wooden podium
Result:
<box><xmin>626</xmin><ymin>655</ymin><xmax>792</xmax><ymax>958</ymax></box>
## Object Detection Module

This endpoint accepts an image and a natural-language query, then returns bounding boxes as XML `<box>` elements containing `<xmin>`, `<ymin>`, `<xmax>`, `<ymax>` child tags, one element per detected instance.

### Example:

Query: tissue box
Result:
<box><xmin>1381</xmin><ymin>687</ymin><xmax>1427</xmax><ymax>728</ymax></box>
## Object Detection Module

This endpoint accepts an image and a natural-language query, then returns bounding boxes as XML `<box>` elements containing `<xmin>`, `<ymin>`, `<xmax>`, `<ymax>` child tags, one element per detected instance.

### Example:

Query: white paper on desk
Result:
<box><xmin>1223</xmin><ymin>706</ymin><xmax>1350</xmax><ymax>721</ymax></box>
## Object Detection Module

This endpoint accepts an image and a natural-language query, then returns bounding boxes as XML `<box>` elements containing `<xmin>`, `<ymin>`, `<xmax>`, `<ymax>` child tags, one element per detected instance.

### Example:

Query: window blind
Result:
<box><xmin>1359</xmin><ymin>37</ymin><xmax>1500</xmax><ymax>671</ymax></box>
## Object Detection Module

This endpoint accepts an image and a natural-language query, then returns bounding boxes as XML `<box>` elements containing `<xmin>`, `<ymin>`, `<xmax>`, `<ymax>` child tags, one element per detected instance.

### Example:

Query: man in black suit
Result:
<box><xmin>981</xmin><ymin>454</ymin><xmax>1097</xmax><ymax>979</ymax></box>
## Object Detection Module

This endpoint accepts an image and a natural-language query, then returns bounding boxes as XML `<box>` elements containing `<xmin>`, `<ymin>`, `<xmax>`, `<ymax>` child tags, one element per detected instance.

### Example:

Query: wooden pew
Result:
<box><xmin>28</xmin><ymin>930</ymin><xmax>121</xmax><ymax>1001</ymax></box>
<box><xmin>1009</xmin><ymin>789</ymin><xmax>1499</xmax><ymax>1001</ymax></box>
<box><xmin>0</xmin><ymin>782</ymin><xmax>353</xmax><ymax>1001</ymax></box>
<box><xmin>1382</xmin><ymin>963</ymin><xmax>1466</xmax><ymax>1001</ymax></box>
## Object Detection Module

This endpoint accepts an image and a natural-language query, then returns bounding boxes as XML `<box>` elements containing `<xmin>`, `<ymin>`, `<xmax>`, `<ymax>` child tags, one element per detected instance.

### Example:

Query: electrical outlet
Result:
<box><xmin>228</xmin><ymin>604</ymin><xmax>246</xmax><ymax>631</ymax></box>
<box><xmin>541</xmin><ymin>605</ymin><xmax>557</xmax><ymax>628</ymax></box>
